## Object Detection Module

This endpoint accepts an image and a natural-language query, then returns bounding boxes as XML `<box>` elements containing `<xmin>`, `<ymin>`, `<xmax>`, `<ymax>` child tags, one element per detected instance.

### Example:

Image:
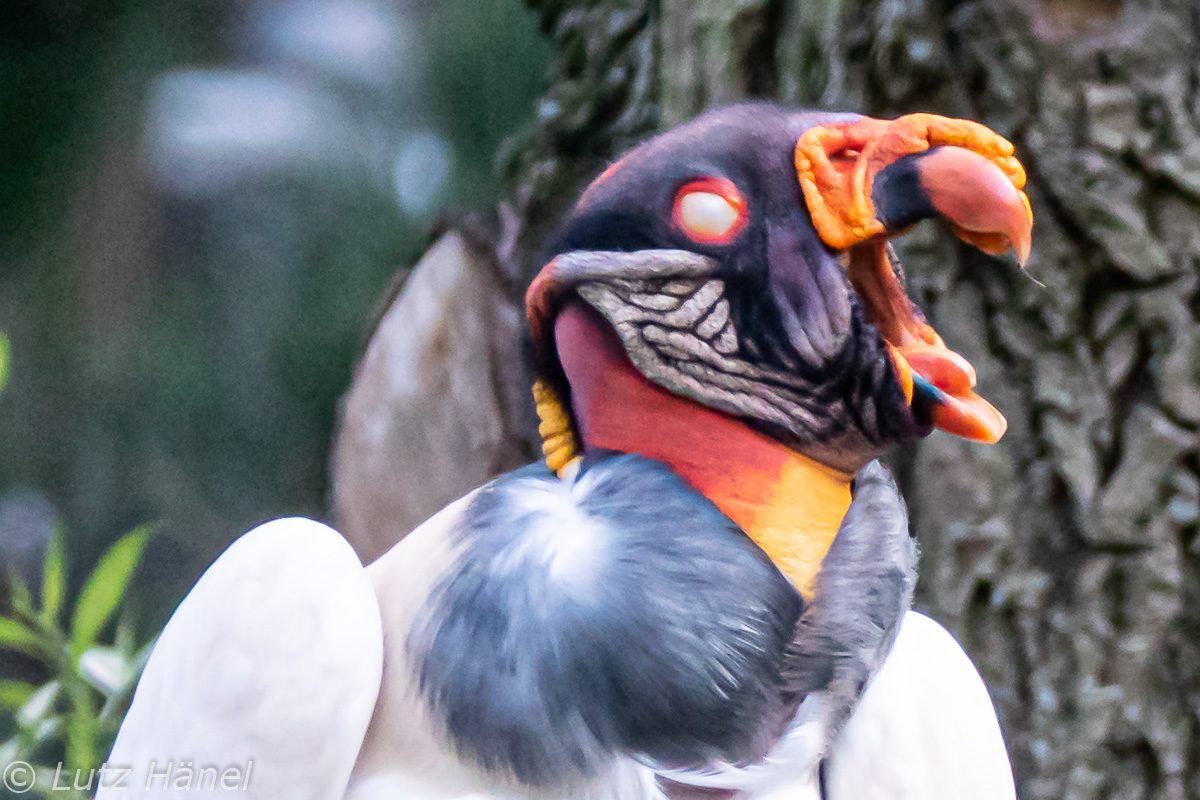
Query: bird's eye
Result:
<box><xmin>672</xmin><ymin>178</ymin><xmax>747</xmax><ymax>245</ymax></box>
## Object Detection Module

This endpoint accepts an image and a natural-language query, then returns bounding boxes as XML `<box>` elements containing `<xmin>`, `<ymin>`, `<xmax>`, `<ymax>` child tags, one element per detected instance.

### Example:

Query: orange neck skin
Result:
<box><xmin>555</xmin><ymin>303</ymin><xmax>852</xmax><ymax>599</ymax></box>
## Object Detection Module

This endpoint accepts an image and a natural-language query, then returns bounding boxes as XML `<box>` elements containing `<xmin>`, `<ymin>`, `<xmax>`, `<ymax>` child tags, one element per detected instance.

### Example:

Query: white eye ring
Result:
<box><xmin>672</xmin><ymin>178</ymin><xmax>747</xmax><ymax>244</ymax></box>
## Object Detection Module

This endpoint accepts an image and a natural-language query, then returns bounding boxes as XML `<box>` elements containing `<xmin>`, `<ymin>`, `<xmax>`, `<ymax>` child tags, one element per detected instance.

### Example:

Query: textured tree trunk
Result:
<box><xmin>334</xmin><ymin>2</ymin><xmax>1200</xmax><ymax>798</ymax></box>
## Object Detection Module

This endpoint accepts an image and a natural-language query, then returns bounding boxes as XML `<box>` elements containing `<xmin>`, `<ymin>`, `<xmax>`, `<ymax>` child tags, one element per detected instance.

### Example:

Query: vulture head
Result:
<box><xmin>527</xmin><ymin>104</ymin><xmax>1032</xmax><ymax>477</ymax></box>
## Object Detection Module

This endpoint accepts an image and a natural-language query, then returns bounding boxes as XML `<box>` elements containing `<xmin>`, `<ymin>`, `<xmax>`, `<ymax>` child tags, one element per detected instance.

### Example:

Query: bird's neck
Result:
<box><xmin>556</xmin><ymin>304</ymin><xmax>852</xmax><ymax>599</ymax></box>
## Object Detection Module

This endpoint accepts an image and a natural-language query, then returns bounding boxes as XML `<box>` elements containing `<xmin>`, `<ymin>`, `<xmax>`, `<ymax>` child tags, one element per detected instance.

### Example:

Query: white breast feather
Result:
<box><xmin>823</xmin><ymin>611</ymin><xmax>1016</xmax><ymax>800</ymax></box>
<box><xmin>98</xmin><ymin>518</ymin><xmax>383</xmax><ymax>799</ymax></box>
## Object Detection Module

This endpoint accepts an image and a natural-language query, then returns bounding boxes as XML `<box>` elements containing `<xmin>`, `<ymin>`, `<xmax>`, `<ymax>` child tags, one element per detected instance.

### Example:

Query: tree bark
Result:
<box><xmin>335</xmin><ymin>2</ymin><xmax>1200</xmax><ymax>798</ymax></box>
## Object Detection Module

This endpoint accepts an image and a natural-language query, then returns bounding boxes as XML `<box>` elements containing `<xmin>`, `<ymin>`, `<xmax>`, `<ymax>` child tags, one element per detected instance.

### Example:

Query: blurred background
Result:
<box><xmin>0</xmin><ymin>0</ymin><xmax>547</xmax><ymax>610</ymax></box>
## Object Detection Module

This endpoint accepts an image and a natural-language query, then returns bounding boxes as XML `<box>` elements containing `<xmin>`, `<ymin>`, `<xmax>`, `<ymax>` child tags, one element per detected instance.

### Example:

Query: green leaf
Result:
<box><xmin>0</xmin><ymin>679</ymin><xmax>36</xmax><ymax>709</ymax></box>
<box><xmin>42</xmin><ymin>526</ymin><xmax>66</xmax><ymax>625</ymax></box>
<box><xmin>0</xmin><ymin>617</ymin><xmax>41</xmax><ymax>657</ymax></box>
<box><xmin>70</xmin><ymin>526</ymin><xmax>151</xmax><ymax>657</ymax></box>
<box><xmin>7</xmin><ymin>571</ymin><xmax>35</xmax><ymax>619</ymax></box>
<box><xmin>0</xmin><ymin>331</ymin><xmax>9</xmax><ymax>392</ymax></box>
<box><xmin>64</xmin><ymin>679</ymin><xmax>98</xmax><ymax>772</ymax></box>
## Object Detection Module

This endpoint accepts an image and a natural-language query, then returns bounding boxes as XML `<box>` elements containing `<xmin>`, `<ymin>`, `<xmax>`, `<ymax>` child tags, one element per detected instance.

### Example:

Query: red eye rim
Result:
<box><xmin>671</xmin><ymin>177</ymin><xmax>748</xmax><ymax>246</ymax></box>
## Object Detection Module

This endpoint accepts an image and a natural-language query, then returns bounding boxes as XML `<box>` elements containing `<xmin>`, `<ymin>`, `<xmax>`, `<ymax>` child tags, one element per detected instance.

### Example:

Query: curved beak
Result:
<box><xmin>795</xmin><ymin>112</ymin><xmax>1032</xmax><ymax>261</ymax></box>
<box><xmin>795</xmin><ymin>113</ymin><xmax>1033</xmax><ymax>445</ymax></box>
<box><xmin>873</xmin><ymin>146</ymin><xmax>1032</xmax><ymax>265</ymax></box>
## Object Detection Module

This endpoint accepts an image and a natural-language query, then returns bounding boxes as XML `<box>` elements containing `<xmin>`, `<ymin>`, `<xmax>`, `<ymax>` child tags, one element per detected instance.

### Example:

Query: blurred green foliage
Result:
<box><xmin>0</xmin><ymin>527</ymin><xmax>154</xmax><ymax>797</ymax></box>
<box><xmin>0</xmin><ymin>0</ymin><xmax>547</xmax><ymax>622</ymax></box>
<box><xmin>0</xmin><ymin>0</ymin><xmax>547</xmax><ymax>786</ymax></box>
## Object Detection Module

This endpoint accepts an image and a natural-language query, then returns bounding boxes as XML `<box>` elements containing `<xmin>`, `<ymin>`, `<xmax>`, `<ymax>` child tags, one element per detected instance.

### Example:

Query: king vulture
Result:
<box><xmin>98</xmin><ymin>104</ymin><xmax>1032</xmax><ymax>800</ymax></box>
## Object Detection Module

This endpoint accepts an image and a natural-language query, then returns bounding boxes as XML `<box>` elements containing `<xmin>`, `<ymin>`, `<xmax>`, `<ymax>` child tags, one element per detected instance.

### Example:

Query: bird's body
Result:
<box><xmin>101</xmin><ymin>103</ymin><xmax>1033</xmax><ymax>798</ymax></box>
<box><xmin>102</xmin><ymin>461</ymin><xmax>1010</xmax><ymax>800</ymax></box>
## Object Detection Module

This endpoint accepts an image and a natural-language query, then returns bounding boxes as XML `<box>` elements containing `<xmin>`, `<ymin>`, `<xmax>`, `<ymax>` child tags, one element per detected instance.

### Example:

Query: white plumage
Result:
<box><xmin>99</xmin><ymin>519</ymin><xmax>383</xmax><ymax>800</ymax></box>
<box><xmin>100</xmin><ymin>510</ymin><xmax>1015</xmax><ymax>799</ymax></box>
<box><xmin>825</xmin><ymin>612</ymin><xmax>1016</xmax><ymax>800</ymax></box>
